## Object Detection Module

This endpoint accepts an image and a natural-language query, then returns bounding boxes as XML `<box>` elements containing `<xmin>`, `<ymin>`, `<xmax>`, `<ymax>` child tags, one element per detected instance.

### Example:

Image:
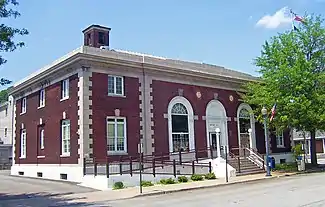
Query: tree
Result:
<box><xmin>0</xmin><ymin>88</ymin><xmax>8</xmax><ymax>103</ymax></box>
<box><xmin>0</xmin><ymin>0</ymin><xmax>28</xmax><ymax>85</ymax></box>
<box><xmin>242</xmin><ymin>14</ymin><xmax>325</xmax><ymax>166</ymax></box>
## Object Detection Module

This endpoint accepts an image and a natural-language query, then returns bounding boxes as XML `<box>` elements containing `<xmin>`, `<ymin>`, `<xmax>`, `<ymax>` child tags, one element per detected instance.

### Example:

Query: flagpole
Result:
<box><xmin>290</xmin><ymin>9</ymin><xmax>295</xmax><ymax>30</ymax></box>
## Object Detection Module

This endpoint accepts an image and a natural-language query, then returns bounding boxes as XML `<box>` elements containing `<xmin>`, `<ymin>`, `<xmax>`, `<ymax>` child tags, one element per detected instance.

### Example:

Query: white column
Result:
<box><xmin>215</xmin><ymin>128</ymin><xmax>221</xmax><ymax>160</ymax></box>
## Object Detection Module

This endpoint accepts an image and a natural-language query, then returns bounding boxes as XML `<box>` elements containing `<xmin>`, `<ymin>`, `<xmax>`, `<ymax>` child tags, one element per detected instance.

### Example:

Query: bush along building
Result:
<box><xmin>9</xmin><ymin>25</ymin><xmax>294</xmax><ymax>189</ymax></box>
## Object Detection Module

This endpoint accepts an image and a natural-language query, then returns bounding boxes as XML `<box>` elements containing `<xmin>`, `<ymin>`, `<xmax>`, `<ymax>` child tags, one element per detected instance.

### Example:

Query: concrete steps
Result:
<box><xmin>227</xmin><ymin>157</ymin><xmax>265</xmax><ymax>176</ymax></box>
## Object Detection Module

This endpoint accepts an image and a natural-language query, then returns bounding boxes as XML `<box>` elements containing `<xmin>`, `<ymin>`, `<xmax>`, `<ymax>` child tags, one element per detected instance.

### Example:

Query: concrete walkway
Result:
<box><xmin>60</xmin><ymin>171</ymin><xmax>298</xmax><ymax>203</ymax></box>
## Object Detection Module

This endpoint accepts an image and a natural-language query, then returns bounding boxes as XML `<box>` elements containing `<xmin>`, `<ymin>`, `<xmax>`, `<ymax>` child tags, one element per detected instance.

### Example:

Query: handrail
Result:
<box><xmin>244</xmin><ymin>148</ymin><xmax>266</xmax><ymax>170</ymax></box>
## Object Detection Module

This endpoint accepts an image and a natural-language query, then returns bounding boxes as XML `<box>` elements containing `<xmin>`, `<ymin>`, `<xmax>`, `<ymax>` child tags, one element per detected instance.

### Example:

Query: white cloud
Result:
<box><xmin>256</xmin><ymin>7</ymin><xmax>292</xmax><ymax>29</ymax></box>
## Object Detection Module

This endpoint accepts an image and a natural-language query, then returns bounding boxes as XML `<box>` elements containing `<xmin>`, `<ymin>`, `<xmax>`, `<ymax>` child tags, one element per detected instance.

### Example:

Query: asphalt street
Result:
<box><xmin>108</xmin><ymin>172</ymin><xmax>325</xmax><ymax>207</ymax></box>
<box><xmin>1</xmin><ymin>170</ymin><xmax>325</xmax><ymax>206</ymax></box>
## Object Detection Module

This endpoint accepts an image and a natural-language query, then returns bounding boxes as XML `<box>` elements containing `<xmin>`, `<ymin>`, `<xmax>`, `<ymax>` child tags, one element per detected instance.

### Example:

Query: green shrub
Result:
<box><xmin>274</xmin><ymin>163</ymin><xmax>297</xmax><ymax>172</ymax></box>
<box><xmin>191</xmin><ymin>174</ymin><xmax>204</xmax><ymax>181</ymax></box>
<box><xmin>113</xmin><ymin>181</ymin><xmax>124</xmax><ymax>190</ymax></box>
<box><xmin>204</xmin><ymin>172</ymin><xmax>216</xmax><ymax>180</ymax></box>
<box><xmin>159</xmin><ymin>178</ymin><xmax>176</xmax><ymax>185</ymax></box>
<box><xmin>177</xmin><ymin>176</ymin><xmax>188</xmax><ymax>183</ymax></box>
<box><xmin>141</xmin><ymin>180</ymin><xmax>154</xmax><ymax>187</ymax></box>
<box><xmin>292</xmin><ymin>143</ymin><xmax>304</xmax><ymax>160</ymax></box>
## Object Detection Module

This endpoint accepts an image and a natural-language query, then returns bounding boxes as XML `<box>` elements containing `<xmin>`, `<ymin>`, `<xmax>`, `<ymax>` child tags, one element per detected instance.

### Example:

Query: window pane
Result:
<box><xmin>117</xmin><ymin>138</ymin><xmax>124</xmax><ymax>151</ymax></box>
<box><xmin>172</xmin><ymin>133</ymin><xmax>189</xmax><ymax>152</ymax></box>
<box><xmin>116</xmin><ymin>77</ymin><xmax>123</xmax><ymax>94</ymax></box>
<box><xmin>239</xmin><ymin>118</ymin><xmax>250</xmax><ymax>133</ymax></box>
<box><xmin>117</xmin><ymin>123</ymin><xmax>124</xmax><ymax>137</ymax></box>
<box><xmin>108</xmin><ymin>76</ymin><xmax>115</xmax><ymax>93</ymax></box>
<box><xmin>171</xmin><ymin>115</ymin><xmax>188</xmax><ymax>132</ymax></box>
<box><xmin>107</xmin><ymin>123</ymin><xmax>115</xmax><ymax>137</ymax></box>
<box><xmin>107</xmin><ymin>138</ymin><xmax>115</xmax><ymax>151</ymax></box>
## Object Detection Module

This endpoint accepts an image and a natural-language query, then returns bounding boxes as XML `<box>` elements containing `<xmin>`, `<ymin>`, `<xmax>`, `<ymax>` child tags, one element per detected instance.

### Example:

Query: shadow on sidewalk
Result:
<box><xmin>0</xmin><ymin>192</ymin><xmax>109</xmax><ymax>207</ymax></box>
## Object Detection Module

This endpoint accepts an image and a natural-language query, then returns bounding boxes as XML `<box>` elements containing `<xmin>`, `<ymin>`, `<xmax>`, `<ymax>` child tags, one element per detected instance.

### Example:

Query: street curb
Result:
<box><xmin>132</xmin><ymin>173</ymin><xmax>297</xmax><ymax>199</ymax></box>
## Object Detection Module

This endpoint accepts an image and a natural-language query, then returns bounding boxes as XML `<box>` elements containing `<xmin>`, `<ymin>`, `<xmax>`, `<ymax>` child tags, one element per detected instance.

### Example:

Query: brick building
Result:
<box><xmin>9</xmin><ymin>25</ymin><xmax>293</xmax><ymax>183</ymax></box>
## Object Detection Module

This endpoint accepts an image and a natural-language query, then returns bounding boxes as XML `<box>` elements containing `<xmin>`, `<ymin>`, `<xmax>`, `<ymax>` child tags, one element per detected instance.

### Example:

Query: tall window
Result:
<box><xmin>238</xmin><ymin>108</ymin><xmax>251</xmax><ymax>148</ymax></box>
<box><xmin>40</xmin><ymin>128</ymin><xmax>45</xmax><ymax>149</ymax></box>
<box><xmin>21</xmin><ymin>97</ymin><xmax>27</xmax><ymax>114</ymax></box>
<box><xmin>276</xmin><ymin>131</ymin><xmax>284</xmax><ymax>147</ymax></box>
<box><xmin>5</xmin><ymin>107</ymin><xmax>7</xmax><ymax>117</ymax></box>
<box><xmin>61</xmin><ymin>79</ymin><xmax>69</xmax><ymax>100</ymax></box>
<box><xmin>39</xmin><ymin>89</ymin><xmax>45</xmax><ymax>107</ymax></box>
<box><xmin>61</xmin><ymin>120</ymin><xmax>70</xmax><ymax>156</ymax></box>
<box><xmin>4</xmin><ymin>128</ymin><xmax>7</xmax><ymax>137</ymax></box>
<box><xmin>171</xmin><ymin>103</ymin><xmax>189</xmax><ymax>152</ymax></box>
<box><xmin>108</xmin><ymin>76</ymin><xmax>124</xmax><ymax>96</ymax></box>
<box><xmin>107</xmin><ymin>117</ymin><xmax>127</xmax><ymax>153</ymax></box>
<box><xmin>20</xmin><ymin>129</ymin><xmax>26</xmax><ymax>158</ymax></box>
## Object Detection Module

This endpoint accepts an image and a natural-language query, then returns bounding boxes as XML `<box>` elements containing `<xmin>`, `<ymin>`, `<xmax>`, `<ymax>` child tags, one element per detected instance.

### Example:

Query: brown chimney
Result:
<box><xmin>82</xmin><ymin>25</ymin><xmax>111</xmax><ymax>48</ymax></box>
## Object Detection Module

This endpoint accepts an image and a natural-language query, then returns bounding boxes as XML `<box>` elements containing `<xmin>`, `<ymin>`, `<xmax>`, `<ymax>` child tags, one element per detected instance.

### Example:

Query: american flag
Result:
<box><xmin>270</xmin><ymin>103</ymin><xmax>277</xmax><ymax>122</ymax></box>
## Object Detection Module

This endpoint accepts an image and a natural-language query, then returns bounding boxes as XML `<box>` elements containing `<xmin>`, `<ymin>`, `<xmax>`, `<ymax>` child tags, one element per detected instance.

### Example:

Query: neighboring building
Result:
<box><xmin>9</xmin><ymin>25</ymin><xmax>293</xmax><ymax>183</ymax></box>
<box><xmin>0</xmin><ymin>100</ymin><xmax>13</xmax><ymax>164</ymax></box>
<box><xmin>293</xmin><ymin>129</ymin><xmax>325</xmax><ymax>154</ymax></box>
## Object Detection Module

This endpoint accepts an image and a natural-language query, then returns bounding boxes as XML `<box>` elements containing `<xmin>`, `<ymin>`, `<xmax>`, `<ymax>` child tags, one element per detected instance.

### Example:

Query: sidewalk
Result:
<box><xmin>60</xmin><ymin>171</ymin><xmax>298</xmax><ymax>203</ymax></box>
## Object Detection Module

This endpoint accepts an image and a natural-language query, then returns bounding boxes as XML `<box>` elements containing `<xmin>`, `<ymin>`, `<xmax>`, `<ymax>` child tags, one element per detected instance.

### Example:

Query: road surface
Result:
<box><xmin>1</xmin><ymin>170</ymin><xmax>325</xmax><ymax>206</ymax></box>
<box><xmin>0</xmin><ymin>170</ymin><xmax>97</xmax><ymax>207</ymax></box>
<box><xmin>108</xmin><ymin>172</ymin><xmax>325</xmax><ymax>207</ymax></box>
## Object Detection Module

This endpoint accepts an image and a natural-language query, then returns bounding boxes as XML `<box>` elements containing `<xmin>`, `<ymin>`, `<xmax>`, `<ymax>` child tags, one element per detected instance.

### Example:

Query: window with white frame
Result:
<box><xmin>40</xmin><ymin>128</ymin><xmax>45</xmax><ymax>149</ymax></box>
<box><xmin>21</xmin><ymin>97</ymin><xmax>27</xmax><ymax>114</ymax></box>
<box><xmin>4</xmin><ymin>128</ymin><xmax>7</xmax><ymax>137</ymax></box>
<box><xmin>276</xmin><ymin>130</ymin><xmax>284</xmax><ymax>147</ymax></box>
<box><xmin>39</xmin><ymin>89</ymin><xmax>45</xmax><ymax>107</ymax></box>
<box><xmin>61</xmin><ymin>79</ymin><xmax>69</xmax><ymax>100</ymax></box>
<box><xmin>106</xmin><ymin>117</ymin><xmax>127</xmax><ymax>152</ymax></box>
<box><xmin>20</xmin><ymin>129</ymin><xmax>26</xmax><ymax>158</ymax></box>
<box><xmin>171</xmin><ymin>103</ymin><xmax>189</xmax><ymax>152</ymax></box>
<box><xmin>61</xmin><ymin>120</ymin><xmax>70</xmax><ymax>155</ymax></box>
<box><xmin>108</xmin><ymin>76</ymin><xmax>124</xmax><ymax>96</ymax></box>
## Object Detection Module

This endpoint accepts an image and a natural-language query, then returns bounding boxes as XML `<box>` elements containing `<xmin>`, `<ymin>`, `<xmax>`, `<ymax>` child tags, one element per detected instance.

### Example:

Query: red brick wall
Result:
<box><xmin>91</xmin><ymin>72</ymin><xmax>140</xmax><ymax>162</ymax></box>
<box><xmin>151</xmin><ymin>80</ymin><xmax>290</xmax><ymax>155</ymax></box>
<box><xmin>15</xmin><ymin>74</ymin><xmax>79</xmax><ymax>164</ymax></box>
<box><xmin>316</xmin><ymin>140</ymin><xmax>324</xmax><ymax>153</ymax></box>
<box><xmin>152</xmin><ymin>80</ymin><xmax>241</xmax><ymax>155</ymax></box>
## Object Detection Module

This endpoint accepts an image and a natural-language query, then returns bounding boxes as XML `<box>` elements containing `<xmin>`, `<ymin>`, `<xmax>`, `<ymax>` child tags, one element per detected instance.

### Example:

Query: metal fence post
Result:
<box><xmin>173</xmin><ymin>159</ymin><xmax>176</xmax><ymax>177</ymax></box>
<box><xmin>179</xmin><ymin>151</ymin><xmax>182</xmax><ymax>165</ymax></box>
<box><xmin>192</xmin><ymin>160</ymin><xmax>195</xmax><ymax>175</ymax></box>
<box><xmin>94</xmin><ymin>162</ymin><xmax>98</xmax><ymax>177</ymax></box>
<box><xmin>225</xmin><ymin>146</ymin><xmax>228</xmax><ymax>183</ymax></box>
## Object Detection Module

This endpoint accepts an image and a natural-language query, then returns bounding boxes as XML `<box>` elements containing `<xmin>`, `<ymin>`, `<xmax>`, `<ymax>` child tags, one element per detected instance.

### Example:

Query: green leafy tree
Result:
<box><xmin>242</xmin><ymin>14</ymin><xmax>325</xmax><ymax>166</ymax></box>
<box><xmin>1</xmin><ymin>0</ymin><xmax>28</xmax><ymax>85</ymax></box>
<box><xmin>0</xmin><ymin>88</ymin><xmax>8</xmax><ymax>103</ymax></box>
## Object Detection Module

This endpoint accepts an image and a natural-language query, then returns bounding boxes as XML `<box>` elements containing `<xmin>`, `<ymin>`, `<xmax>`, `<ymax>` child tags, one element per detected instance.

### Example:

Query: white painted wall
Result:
<box><xmin>264</xmin><ymin>152</ymin><xmax>294</xmax><ymax>164</ymax></box>
<box><xmin>11</xmin><ymin>164</ymin><xmax>83</xmax><ymax>183</ymax></box>
<box><xmin>0</xmin><ymin>102</ymin><xmax>13</xmax><ymax>145</ymax></box>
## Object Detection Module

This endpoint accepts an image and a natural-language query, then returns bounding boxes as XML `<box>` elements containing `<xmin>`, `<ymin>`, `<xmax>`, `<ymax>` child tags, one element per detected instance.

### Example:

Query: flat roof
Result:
<box><xmin>11</xmin><ymin>46</ymin><xmax>259</xmax><ymax>94</ymax></box>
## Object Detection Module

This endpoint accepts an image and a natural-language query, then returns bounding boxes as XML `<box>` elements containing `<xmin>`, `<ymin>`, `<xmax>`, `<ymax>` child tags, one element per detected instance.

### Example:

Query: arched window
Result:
<box><xmin>171</xmin><ymin>103</ymin><xmax>189</xmax><ymax>152</ymax></box>
<box><xmin>237</xmin><ymin>105</ymin><xmax>254</xmax><ymax>148</ymax></box>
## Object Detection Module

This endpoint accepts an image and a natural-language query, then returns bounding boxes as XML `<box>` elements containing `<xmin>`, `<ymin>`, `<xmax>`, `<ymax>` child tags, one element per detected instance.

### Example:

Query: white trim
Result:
<box><xmin>61</xmin><ymin>119</ymin><xmax>71</xmax><ymax>156</ymax></box>
<box><xmin>20</xmin><ymin>129</ymin><xmax>26</xmax><ymax>159</ymax></box>
<box><xmin>107</xmin><ymin>75</ymin><xmax>124</xmax><ymax>96</ymax></box>
<box><xmin>106</xmin><ymin>117</ymin><xmax>127</xmax><ymax>153</ymax></box>
<box><xmin>40</xmin><ymin>128</ymin><xmax>45</xmax><ymax>149</ymax></box>
<box><xmin>276</xmin><ymin>131</ymin><xmax>285</xmax><ymax>148</ymax></box>
<box><xmin>205</xmin><ymin>100</ymin><xmax>228</xmax><ymax>150</ymax></box>
<box><xmin>21</xmin><ymin>97</ymin><xmax>27</xmax><ymax>114</ymax></box>
<box><xmin>237</xmin><ymin>103</ymin><xmax>256</xmax><ymax>149</ymax></box>
<box><xmin>167</xmin><ymin>96</ymin><xmax>195</xmax><ymax>152</ymax></box>
<box><xmin>61</xmin><ymin>79</ymin><xmax>70</xmax><ymax>100</ymax></box>
<box><xmin>38</xmin><ymin>89</ymin><xmax>45</xmax><ymax>108</ymax></box>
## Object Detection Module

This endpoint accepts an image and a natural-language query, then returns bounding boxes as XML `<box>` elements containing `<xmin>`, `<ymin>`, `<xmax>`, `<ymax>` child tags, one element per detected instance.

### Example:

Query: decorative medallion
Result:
<box><xmin>229</xmin><ymin>95</ymin><xmax>234</xmax><ymax>102</ymax></box>
<box><xmin>114</xmin><ymin>108</ymin><xmax>120</xmax><ymax>117</ymax></box>
<box><xmin>196</xmin><ymin>91</ymin><xmax>202</xmax><ymax>99</ymax></box>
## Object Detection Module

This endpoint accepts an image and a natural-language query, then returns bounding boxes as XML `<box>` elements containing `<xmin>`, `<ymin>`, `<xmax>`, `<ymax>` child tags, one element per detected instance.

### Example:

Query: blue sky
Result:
<box><xmin>1</xmin><ymin>0</ymin><xmax>325</xmax><ymax>86</ymax></box>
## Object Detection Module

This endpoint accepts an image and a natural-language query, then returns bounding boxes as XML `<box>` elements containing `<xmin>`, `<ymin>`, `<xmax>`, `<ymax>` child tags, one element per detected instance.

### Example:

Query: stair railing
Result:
<box><xmin>245</xmin><ymin>148</ymin><xmax>266</xmax><ymax>170</ymax></box>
